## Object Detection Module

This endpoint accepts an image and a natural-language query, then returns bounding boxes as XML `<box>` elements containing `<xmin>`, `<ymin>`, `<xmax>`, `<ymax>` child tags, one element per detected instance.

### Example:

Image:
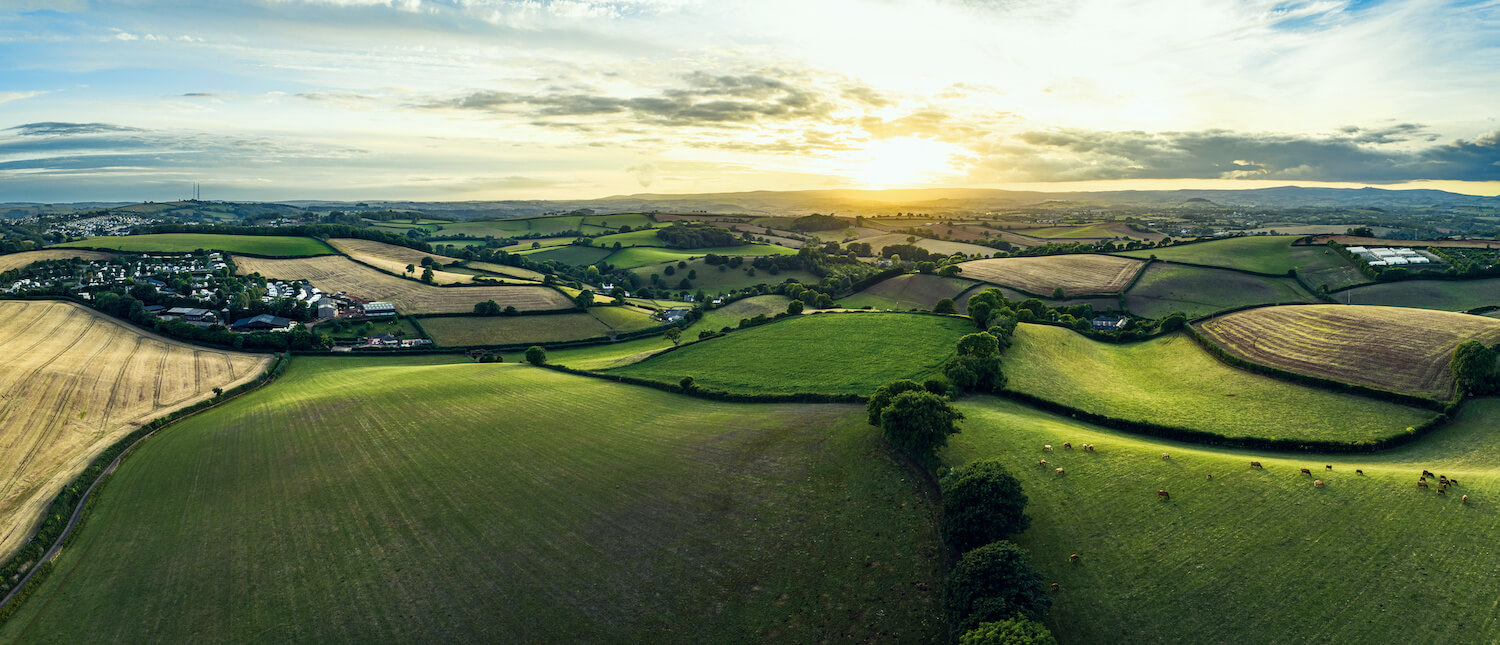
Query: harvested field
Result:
<box><xmin>421</xmin><ymin>307</ymin><xmax>659</xmax><ymax>347</ymax></box>
<box><xmin>233</xmin><ymin>255</ymin><xmax>573</xmax><ymax>314</ymax></box>
<box><xmin>1124</xmin><ymin>263</ymin><xmax>1316</xmax><ymax>319</ymax></box>
<box><xmin>327</xmin><ymin>238</ymin><xmax>473</xmax><ymax>284</ymax></box>
<box><xmin>0</xmin><ymin>249</ymin><xmax>113</xmax><ymax>273</ymax></box>
<box><xmin>0</xmin><ymin>300</ymin><xmax>270</xmax><ymax>560</ymax></box>
<box><xmin>1195</xmin><ymin>305</ymin><xmax>1500</xmax><ymax>400</ymax></box>
<box><xmin>955</xmin><ymin>254</ymin><xmax>1146</xmax><ymax>296</ymax></box>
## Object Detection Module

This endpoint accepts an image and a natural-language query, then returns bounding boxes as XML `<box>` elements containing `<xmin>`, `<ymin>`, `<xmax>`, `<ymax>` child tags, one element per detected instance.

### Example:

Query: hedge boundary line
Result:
<box><xmin>0</xmin><ymin>353</ymin><xmax>292</xmax><ymax>623</ymax></box>
<box><xmin>533</xmin><ymin>362</ymin><xmax>867</xmax><ymax>404</ymax></box>
<box><xmin>1185</xmin><ymin>305</ymin><xmax>1457</xmax><ymax>412</ymax></box>
<box><xmin>992</xmin><ymin>388</ymin><xmax>1448</xmax><ymax>454</ymax></box>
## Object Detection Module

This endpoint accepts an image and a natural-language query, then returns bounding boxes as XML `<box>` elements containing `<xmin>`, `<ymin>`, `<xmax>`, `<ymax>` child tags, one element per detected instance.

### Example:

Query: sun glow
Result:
<box><xmin>846</xmin><ymin>137</ymin><xmax>964</xmax><ymax>189</ymax></box>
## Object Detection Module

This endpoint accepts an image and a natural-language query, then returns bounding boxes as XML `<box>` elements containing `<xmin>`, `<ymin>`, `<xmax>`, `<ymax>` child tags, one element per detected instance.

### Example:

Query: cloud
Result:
<box><xmin>0</xmin><ymin>91</ymin><xmax>47</xmax><ymax>106</ymax></box>
<box><xmin>6</xmin><ymin>122</ymin><xmax>144</xmax><ymax>136</ymax></box>
<box><xmin>971</xmin><ymin>127</ymin><xmax>1500</xmax><ymax>183</ymax></box>
<box><xmin>626</xmin><ymin>163</ymin><xmax>658</xmax><ymax>187</ymax></box>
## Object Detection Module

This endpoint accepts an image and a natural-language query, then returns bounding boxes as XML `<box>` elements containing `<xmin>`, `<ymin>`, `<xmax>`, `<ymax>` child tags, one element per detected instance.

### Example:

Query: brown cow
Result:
<box><xmin>1157</xmin><ymin>490</ymin><xmax>1171</xmax><ymax>500</ymax></box>
<box><xmin>1300</xmin><ymin>468</ymin><xmax>1312</xmax><ymax>476</ymax></box>
<box><xmin>1161</xmin><ymin>452</ymin><xmax>1170</xmax><ymax>460</ymax></box>
<box><xmin>1438</xmin><ymin>488</ymin><xmax>1447</xmax><ymax>495</ymax></box>
<box><xmin>1039</xmin><ymin>459</ymin><xmax>1048</xmax><ymax>467</ymax></box>
<box><xmin>1423</xmin><ymin>470</ymin><xmax>1435</xmax><ymax>478</ymax></box>
<box><xmin>1206</xmin><ymin>473</ymin><xmax>1213</xmax><ymax>480</ymax></box>
<box><xmin>1418</xmin><ymin>480</ymin><xmax>1429</xmax><ymax>488</ymax></box>
<box><xmin>1463</xmin><ymin>495</ymin><xmax>1469</xmax><ymax>503</ymax></box>
<box><xmin>1450</xmin><ymin>478</ymin><xmax>1460</xmax><ymax>486</ymax></box>
<box><xmin>1356</xmin><ymin>469</ymin><xmax>1364</xmax><ymax>475</ymax></box>
<box><xmin>1326</xmin><ymin>465</ymin><xmax>1333</xmax><ymax>470</ymax></box>
<box><xmin>1051</xmin><ymin>582</ymin><xmax>1061</xmax><ymax>591</ymax></box>
<box><xmin>1063</xmin><ymin>442</ymin><xmax>1073</xmax><ymax>449</ymax></box>
<box><xmin>1069</xmin><ymin>554</ymin><xmax>1080</xmax><ymax>562</ymax></box>
<box><xmin>1250</xmin><ymin>461</ymin><xmax>1263</xmax><ymax>469</ymax></box>
<box><xmin>1313</xmin><ymin>480</ymin><xmax>1325</xmax><ymax>488</ymax></box>
<box><xmin>1056</xmin><ymin>467</ymin><xmax>1065</xmax><ymax>476</ymax></box>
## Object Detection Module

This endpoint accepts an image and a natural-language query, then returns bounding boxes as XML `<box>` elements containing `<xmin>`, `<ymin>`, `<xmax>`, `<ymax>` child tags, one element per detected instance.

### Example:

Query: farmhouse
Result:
<box><xmin>363</xmin><ymin>301</ymin><xmax>396</xmax><ymax>317</ymax></box>
<box><xmin>163</xmin><ymin>307</ymin><xmax>219</xmax><ymax>324</ymax></box>
<box><xmin>1091</xmin><ymin>316</ymin><xmax>1128</xmax><ymax>331</ymax></box>
<box><xmin>230</xmin><ymin>314</ymin><xmax>296</xmax><ymax>332</ymax></box>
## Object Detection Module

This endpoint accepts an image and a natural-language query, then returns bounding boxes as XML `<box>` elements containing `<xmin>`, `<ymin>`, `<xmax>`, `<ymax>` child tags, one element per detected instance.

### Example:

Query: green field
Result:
<box><xmin>695</xmin><ymin>295</ymin><xmax>795</xmax><ymax>332</ymax></box>
<box><xmin>609</xmin><ymin>313</ymin><xmax>973</xmax><ymax>395</ymax></box>
<box><xmin>630</xmin><ymin>259</ymin><xmax>818</xmax><ymax>295</ymax></box>
<box><xmin>945</xmin><ymin>396</ymin><xmax>1500</xmax><ymax>643</ymax></box>
<box><xmin>590</xmin><ymin>228</ymin><xmax>668</xmax><ymax>248</ymax></box>
<box><xmin>1340</xmin><ymin>278</ymin><xmax>1500</xmax><ymax>311</ymax></box>
<box><xmin>313</xmin><ymin>316</ymin><xmax>423</xmax><ymax>342</ymax></box>
<box><xmin>603</xmin><ymin>244</ymin><xmax>797</xmax><ymax>270</ymax></box>
<box><xmin>1124</xmin><ymin>263</ymin><xmax>1316</xmax><ymax>318</ymax></box>
<box><xmin>55</xmin><ymin>234</ymin><xmax>334</xmax><ymax>257</ymax></box>
<box><xmin>0</xmin><ymin>358</ymin><xmax>941</xmax><ymax>642</ymax></box>
<box><xmin>1004</xmin><ymin>324</ymin><xmax>1435</xmax><ymax>443</ymax></box>
<box><xmin>840</xmin><ymin>274</ymin><xmax>977</xmax><ymax>311</ymax></box>
<box><xmin>1121</xmin><ymin>236</ymin><xmax>1365</xmax><ymax>287</ymax></box>
<box><xmin>519</xmin><ymin>245</ymin><xmax>614</xmax><ymax>266</ymax></box>
<box><xmin>419</xmin><ymin>308</ymin><xmax>660</xmax><ymax>347</ymax></box>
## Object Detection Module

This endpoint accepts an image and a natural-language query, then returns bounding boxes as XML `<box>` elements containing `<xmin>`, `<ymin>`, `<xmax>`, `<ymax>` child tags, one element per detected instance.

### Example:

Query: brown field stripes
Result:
<box><xmin>0</xmin><ymin>305</ymin><xmax>74</xmax><ymax>370</ymax></box>
<box><xmin>99</xmin><ymin>337</ymin><xmax>144</xmax><ymax>429</ymax></box>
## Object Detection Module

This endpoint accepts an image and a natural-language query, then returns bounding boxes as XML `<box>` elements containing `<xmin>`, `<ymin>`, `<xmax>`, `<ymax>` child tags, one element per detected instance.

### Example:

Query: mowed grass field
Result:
<box><xmin>420</xmin><ymin>307</ymin><xmax>659</xmax><ymax>347</ymax></box>
<box><xmin>946</xmin><ymin>396</ymin><xmax>1500</xmax><ymax>643</ymax></box>
<box><xmin>56</xmin><ymin>234</ymin><xmax>334</xmax><ymax>257</ymax></box>
<box><xmin>840</xmin><ymin>274</ymin><xmax>977</xmax><ymax>310</ymax></box>
<box><xmin>695</xmin><ymin>295</ymin><xmax>794</xmax><ymax>332</ymax></box>
<box><xmin>327</xmin><ymin>238</ymin><xmax>473</xmax><ymax>284</ymax></box>
<box><xmin>1013</xmin><ymin>222</ymin><xmax>1164</xmax><ymax>241</ymax></box>
<box><xmin>851</xmin><ymin>233</ymin><xmax>998</xmax><ymax>257</ymax></box>
<box><xmin>630</xmin><ymin>259</ymin><xmax>819</xmax><ymax>295</ymax></box>
<box><xmin>518</xmin><ymin>245</ymin><xmax>613</xmax><ymax>266</ymax></box>
<box><xmin>233</xmin><ymin>255</ymin><xmax>573</xmax><ymax>314</ymax></box>
<box><xmin>1123</xmin><ymin>263</ymin><xmax>1316</xmax><ymax>319</ymax></box>
<box><xmin>956</xmin><ymin>254</ymin><xmax>1146</xmax><ymax>296</ymax></box>
<box><xmin>609</xmin><ymin>313</ymin><xmax>973</xmax><ymax>395</ymax></box>
<box><xmin>0</xmin><ymin>249</ymin><xmax>114</xmax><ymax>273</ymax></box>
<box><xmin>1341</xmin><ymin>278</ymin><xmax>1500</xmax><ymax>311</ymax></box>
<box><xmin>604</xmin><ymin>244</ymin><xmax>797</xmax><ymax>270</ymax></box>
<box><xmin>1120</xmin><ymin>236</ymin><xmax>1368</xmax><ymax>289</ymax></box>
<box><xmin>1195</xmin><ymin>305</ymin><xmax>1500</xmax><ymax>400</ymax></box>
<box><xmin>0</xmin><ymin>359</ymin><xmax>942</xmax><ymax>643</ymax></box>
<box><xmin>1004</xmin><ymin>324</ymin><xmax>1436</xmax><ymax>443</ymax></box>
<box><xmin>0</xmin><ymin>301</ymin><xmax>269</xmax><ymax>561</ymax></box>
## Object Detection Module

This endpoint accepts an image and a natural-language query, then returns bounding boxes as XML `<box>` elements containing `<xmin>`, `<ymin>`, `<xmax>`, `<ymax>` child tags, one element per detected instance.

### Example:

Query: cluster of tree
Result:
<box><xmin>943</xmin><ymin>332</ymin><xmax>1007</xmax><ymax>393</ymax></box>
<box><xmin>472</xmin><ymin>300</ymin><xmax>520</xmax><ymax>316</ymax></box>
<box><xmin>787</xmin><ymin>213</ymin><xmax>850</xmax><ymax>232</ymax></box>
<box><xmin>941</xmin><ymin>460</ymin><xmax>1054</xmax><ymax>642</ymax></box>
<box><xmin>1452</xmin><ymin>340</ymin><xmax>1500</xmax><ymax>395</ymax></box>
<box><xmin>87</xmin><ymin>290</ymin><xmax>328</xmax><ymax>350</ymax></box>
<box><xmin>866</xmin><ymin>379</ymin><xmax>963</xmax><ymax>465</ymax></box>
<box><xmin>654</xmin><ymin>224</ymin><xmax>745</xmax><ymax>249</ymax></box>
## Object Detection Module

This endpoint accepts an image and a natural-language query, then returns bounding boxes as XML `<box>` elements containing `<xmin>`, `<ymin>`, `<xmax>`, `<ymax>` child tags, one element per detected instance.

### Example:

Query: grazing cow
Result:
<box><xmin>1250</xmin><ymin>461</ymin><xmax>1263</xmax><ymax>469</ymax></box>
<box><xmin>1418</xmin><ymin>480</ymin><xmax>1429</xmax><ymax>488</ymax></box>
<box><xmin>1039</xmin><ymin>459</ymin><xmax>1048</xmax><ymax>467</ymax></box>
<box><xmin>1300</xmin><ymin>468</ymin><xmax>1312</xmax><ymax>476</ymax></box>
<box><xmin>1069</xmin><ymin>554</ymin><xmax>1080</xmax><ymax>562</ymax></box>
<box><xmin>1157</xmin><ymin>490</ymin><xmax>1171</xmax><ymax>500</ymax></box>
<box><xmin>1463</xmin><ymin>495</ymin><xmax>1469</xmax><ymax>503</ymax></box>
<box><xmin>1356</xmin><ymin>469</ymin><xmax>1364</xmax><ymax>475</ymax></box>
<box><xmin>1423</xmin><ymin>470</ymin><xmax>1435</xmax><ymax>478</ymax></box>
<box><xmin>1161</xmin><ymin>452</ymin><xmax>1170</xmax><ymax>460</ymax></box>
<box><xmin>1314</xmin><ymin>480</ymin><xmax>1325</xmax><ymax>488</ymax></box>
<box><xmin>1438</xmin><ymin>488</ymin><xmax>1447</xmax><ymax>495</ymax></box>
<box><xmin>1206</xmin><ymin>473</ymin><xmax>1213</xmax><ymax>480</ymax></box>
<box><xmin>1450</xmin><ymin>478</ymin><xmax>1460</xmax><ymax>486</ymax></box>
<box><xmin>1439</xmin><ymin>476</ymin><xmax>1449</xmax><ymax>486</ymax></box>
<box><xmin>1051</xmin><ymin>582</ymin><xmax>1061</xmax><ymax>591</ymax></box>
<box><xmin>1326</xmin><ymin>465</ymin><xmax>1333</xmax><ymax>470</ymax></box>
<box><xmin>1064</xmin><ymin>442</ymin><xmax>1073</xmax><ymax>449</ymax></box>
<box><xmin>1056</xmin><ymin>467</ymin><xmax>1065</xmax><ymax>476</ymax></box>
<box><xmin>1087</xmin><ymin>444</ymin><xmax>1096</xmax><ymax>452</ymax></box>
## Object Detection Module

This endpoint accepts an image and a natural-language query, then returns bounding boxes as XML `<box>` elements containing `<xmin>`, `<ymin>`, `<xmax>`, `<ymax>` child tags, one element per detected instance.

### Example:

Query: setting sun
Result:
<box><xmin>845</xmin><ymin>137</ymin><xmax>965</xmax><ymax>188</ymax></box>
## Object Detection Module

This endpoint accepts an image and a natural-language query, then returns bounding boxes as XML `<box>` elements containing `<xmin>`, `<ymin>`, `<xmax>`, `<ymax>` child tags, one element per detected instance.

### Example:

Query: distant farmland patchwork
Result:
<box><xmin>57</xmin><ymin>234</ymin><xmax>335</xmax><ymax>257</ymax></box>
<box><xmin>1124</xmin><ymin>263</ymin><xmax>1315</xmax><ymax>319</ymax></box>
<box><xmin>840</xmin><ymin>274</ymin><xmax>977</xmax><ymax>311</ymax></box>
<box><xmin>327</xmin><ymin>238</ymin><xmax>473</xmax><ymax>284</ymax></box>
<box><xmin>420</xmin><ymin>307</ymin><xmax>660</xmax><ymax>347</ymax></box>
<box><xmin>0</xmin><ymin>301</ymin><xmax>270</xmax><ymax>560</ymax></box>
<box><xmin>0</xmin><ymin>249</ymin><xmax>114</xmax><ymax>273</ymax></box>
<box><xmin>957</xmin><ymin>254</ymin><xmax>1146</xmax><ymax>296</ymax></box>
<box><xmin>233</xmin><ymin>255</ymin><xmax>573</xmax><ymax>314</ymax></box>
<box><xmin>1195</xmin><ymin>305</ymin><xmax>1500</xmax><ymax>400</ymax></box>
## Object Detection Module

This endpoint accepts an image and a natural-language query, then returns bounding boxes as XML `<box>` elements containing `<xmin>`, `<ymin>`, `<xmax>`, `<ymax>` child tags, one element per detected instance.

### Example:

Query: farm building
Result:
<box><xmin>163</xmin><ymin>307</ymin><xmax>219</xmax><ymax>324</ymax></box>
<box><xmin>362</xmin><ymin>301</ymin><xmax>396</xmax><ymax>317</ymax></box>
<box><xmin>230</xmin><ymin>314</ymin><xmax>296</xmax><ymax>332</ymax></box>
<box><xmin>1091</xmin><ymin>316</ymin><xmax>1128</xmax><ymax>330</ymax></box>
<box><xmin>317</xmin><ymin>301</ymin><xmax>338</xmax><ymax>319</ymax></box>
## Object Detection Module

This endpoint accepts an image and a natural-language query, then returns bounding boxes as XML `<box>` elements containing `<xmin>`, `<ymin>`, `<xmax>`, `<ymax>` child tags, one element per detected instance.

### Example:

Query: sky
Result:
<box><xmin>0</xmin><ymin>0</ymin><xmax>1497</xmax><ymax>202</ymax></box>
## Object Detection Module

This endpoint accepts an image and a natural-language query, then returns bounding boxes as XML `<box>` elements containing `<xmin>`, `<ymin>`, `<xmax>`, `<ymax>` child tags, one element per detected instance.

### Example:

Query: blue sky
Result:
<box><xmin>1</xmin><ymin>0</ymin><xmax>1496</xmax><ymax>202</ymax></box>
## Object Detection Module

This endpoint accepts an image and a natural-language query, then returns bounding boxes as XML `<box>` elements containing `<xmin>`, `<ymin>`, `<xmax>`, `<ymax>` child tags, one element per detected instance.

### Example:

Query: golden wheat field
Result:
<box><xmin>955</xmin><ymin>254</ymin><xmax>1146</xmax><ymax>296</ymax></box>
<box><xmin>234</xmin><ymin>255</ymin><xmax>574</xmax><ymax>314</ymax></box>
<box><xmin>326</xmin><ymin>238</ymin><xmax>475</xmax><ymax>284</ymax></box>
<box><xmin>0</xmin><ymin>300</ymin><xmax>271</xmax><ymax>560</ymax></box>
<box><xmin>0</xmin><ymin>250</ymin><xmax>114</xmax><ymax>273</ymax></box>
<box><xmin>1195</xmin><ymin>304</ymin><xmax>1500</xmax><ymax>400</ymax></box>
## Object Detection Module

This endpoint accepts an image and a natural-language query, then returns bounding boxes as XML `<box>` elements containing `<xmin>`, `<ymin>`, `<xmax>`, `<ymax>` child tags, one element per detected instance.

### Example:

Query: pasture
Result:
<box><xmin>609</xmin><ymin>313</ymin><xmax>973</xmax><ymax>395</ymax></box>
<box><xmin>0</xmin><ymin>249</ymin><xmax>113</xmax><ymax>273</ymax></box>
<box><xmin>590</xmin><ymin>228</ymin><xmax>669</xmax><ymax>248</ymax></box>
<box><xmin>1340</xmin><ymin>278</ymin><xmax>1500</xmax><ymax>311</ymax></box>
<box><xmin>1123</xmin><ymin>263</ymin><xmax>1315</xmax><ymax>319</ymax></box>
<box><xmin>629</xmin><ymin>259</ymin><xmax>818</xmax><ymax>295</ymax></box>
<box><xmin>603</xmin><ymin>244</ymin><xmax>797</xmax><ymax>270</ymax></box>
<box><xmin>956</xmin><ymin>254</ymin><xmax>1146</xmax><ymax>296</ymax></box>
<box><xmin>420</xmin><ymin>307</ymin><xmax>659</xmax><ymax>347</ymax></box>
<box><xmin>1004</xmin><ymin>324</ymin><xmax>1436</xmax><ymax>443</ymax></box>
<box><xmin>519</xmin><ymin>245</ymin><xmax>614</xmax><ymax>266</ymax></box>
<box><xmin>851</xmin><ymin>233</ymin><xmax>998</xmax><ymax>257</ymax></box>
<box><xmin>232</xmin><ymin>255</ymin><xmax>573</xmax><ymax>314</ymax></box>
<box><xmin>945</xmin><ymin>396</ymin><xmax>1500</xmax><ymax>643</ymax></box>
<box><xmin>1121</xmin><ymin>236</ymin><xmax>1367</xmax><ymax>288</ymax></box>
<box><xmin>1194</xmin><ymin>305</ymin><xmax>1500</xmax><ymax>400</ymax></box>
<box><xmin>0</xmin><ymin>359</ymin><xmax>941</xmax><ymax>643</ymax></box>
<box><xmin>0</xmin><ymin>301</ymin><xmax>269</xmax><ymax>561</ymax></box>
<box><xmin>56</xmin><ymin>234</ymin><xmax>334</xmax><ymax>257</ymax></box>
<box><xmin>840</xmin><ymin>274</ymin><xmax>977</xmax><ymax>310</ymax></box>
<box><xmin>694</xmin><ymin>295</ymin><xmax>795</xmax><ymax>332</ymax></box>
<box><xmin>327</xmin><ymin>238</ymin><xmax>472</xmax><ymax>284</ymax></box>
<box><xmin>1013</xmin><ymin>222</ymin><xmax>1164</xmax><ymax>241</ymax></box>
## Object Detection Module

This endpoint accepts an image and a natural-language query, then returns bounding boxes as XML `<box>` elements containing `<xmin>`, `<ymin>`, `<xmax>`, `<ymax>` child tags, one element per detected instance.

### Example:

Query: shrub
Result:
<box><xmin>934</xmin><ymin>298</ymin><xmax>956</xmax><ymax>314</ymax></box>
<box><xmin>879</xmin><ymin>390</ymin><xmax>964</xmax><ymax>462</ymax></box>
<box><xmin>958</xmin><ymin>616</ymin><xmax>1059</xmax><ymax>645</ymax></box>
<box><xmin>942</xmin><ymin>460</ymin><xmax>1030</xmax><ymax>553</ymax></box>
<box><xmin>786</xmin><ymin>300</ymin><xmax>805</xmax><ymax>315</ymax></box>
<box><xmin>524</xmin><ymin>346</ymin><xmax>547</xmax><ymax>365</ymax></box>
<box><xmin>866</xmin><ymin>379</ymin><xmax>925</xmax><ymax>426</ymax></box>
<box><xmin>945</xmin><ymin>541</ymin><xmax>1050</xmax><ymax>633</ymax></box>
<box><xmin>679</xmin><ymin>376</ymin><xmax>696</xmax><ymax>392</ymax></box>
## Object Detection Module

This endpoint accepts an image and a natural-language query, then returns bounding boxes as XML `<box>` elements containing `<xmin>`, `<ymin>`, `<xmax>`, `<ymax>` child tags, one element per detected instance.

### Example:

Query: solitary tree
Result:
<box><xmin>879</xmin><ymin>390</ymin><xmax>964</xmax><ymax>462</ymax></box>
<box><xmin>786</xmin><ymin>300</ymin><xmax>805</xmax><ymax>315</ymax></box>
<box><xmin>575</xmin><ymin>290</ymin><xmax>594</xmax><ymax>308</ymax></box>
<box><xmin>1051</xmin><ymin>286</ymin><xmax>1065</xmax><ymax>299</ymax></box>
<box><xmin>942</xmin><ymin>460</ymin><xmax>1030</xmax><ymax>553</ymax></box>
<box><xmin>405</xmin><ymin>263</ymin><xmax>415</xmax><ymax>276</ymax></box>
<box><xmin>944</xmin><ymin>332</ymin><xmax>1006</xmax><ymax>392</ymax></box>
<box><xmin>934</xmin><ymin>298</ymin><xmax>956</xmax><ymax>314</ymax></box>
<box><xmin>665</xmin><ymin>327</ymin><xmax>682</xmax><ymax>346</ymax></box>
<box><xmin>524</xmin><ymin>345</ymin><xmax>547</xmax><ymax>365</ymax></box>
